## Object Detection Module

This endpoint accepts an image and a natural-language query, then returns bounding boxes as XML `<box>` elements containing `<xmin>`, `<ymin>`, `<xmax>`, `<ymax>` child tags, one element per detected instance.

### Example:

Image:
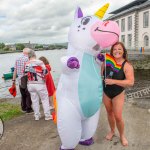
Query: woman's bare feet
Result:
<box><xmin>105</xmin><ymin>131</ymin><xmax>115</xmax><ymax>140</ymax></box>
<box><xmin>121</xmin><ymin>136</ymin><xmax>128</xmax><ymax>146</ymax></box>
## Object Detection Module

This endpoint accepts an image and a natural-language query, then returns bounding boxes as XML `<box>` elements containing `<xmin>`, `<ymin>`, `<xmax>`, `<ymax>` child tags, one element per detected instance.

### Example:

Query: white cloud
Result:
<box><xmin>0</xmin><ymin>0</ymin><xmax>134</xmax><ymax>44</ymax></box>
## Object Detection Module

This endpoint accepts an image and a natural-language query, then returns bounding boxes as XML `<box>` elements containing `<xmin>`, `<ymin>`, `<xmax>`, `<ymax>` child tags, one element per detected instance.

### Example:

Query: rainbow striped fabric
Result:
<box><xmin>106</xmin><ymin>53</ymin><xmax>122</xmax><ymax>73</ymax></box>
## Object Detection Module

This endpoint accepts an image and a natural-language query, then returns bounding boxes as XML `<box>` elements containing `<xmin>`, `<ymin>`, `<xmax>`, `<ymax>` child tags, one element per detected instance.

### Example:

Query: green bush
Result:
<box><xmin>0</xmin><ymin>43</ymin><xmax>5</xmax><ymax>50</ymax></box>
<box><xmin>3</xmin><ymin>47</ymin><xmax>10</xmax><ymax>51</ymax></box>
<box><xmin>16</xmin><ymin>44</ymin><xmax>25</xmax><ymax>51</ymax></box>
<box><xmin>35</xmin><ymin>45</ymin><xmax>43</xmax><ymax>49</ymax></box>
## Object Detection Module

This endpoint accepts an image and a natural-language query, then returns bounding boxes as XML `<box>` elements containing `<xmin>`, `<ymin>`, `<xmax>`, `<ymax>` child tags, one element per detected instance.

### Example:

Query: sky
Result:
<box><xmin>0</xmin><ymin>0</ymin><xmax>135</xmax><ymax>44</ymax></box>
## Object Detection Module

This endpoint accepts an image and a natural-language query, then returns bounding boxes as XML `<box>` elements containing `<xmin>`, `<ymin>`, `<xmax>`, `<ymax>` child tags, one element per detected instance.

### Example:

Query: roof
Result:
<box><xmin>109</xmin><ymin>0</ymin><xmax>148</xmax><ymax>14</ymax></box>
<box><xmin>107</xmin><ymin>0</ymin><xmax>150</xmax><ymax>20</ymax></box>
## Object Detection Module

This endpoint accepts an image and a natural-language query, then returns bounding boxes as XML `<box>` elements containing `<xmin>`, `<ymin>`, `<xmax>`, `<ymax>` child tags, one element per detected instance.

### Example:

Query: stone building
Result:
<box><xmin>108</xmin><ymin>0</ymin><xmax>150</xmax><ymax>51</ymax></box>
<box><xmin>23</xmin><ymin>41</ymin><xmax>36</xmax><ymax>49</ymax></box>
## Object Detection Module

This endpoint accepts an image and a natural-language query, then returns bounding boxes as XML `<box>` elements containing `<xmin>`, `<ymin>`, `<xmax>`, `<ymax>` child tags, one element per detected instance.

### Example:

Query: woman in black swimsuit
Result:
<box><xmin>101</xmin><ymin>42</ymin><xmax>134</xmax><ymax>146</ymax></box>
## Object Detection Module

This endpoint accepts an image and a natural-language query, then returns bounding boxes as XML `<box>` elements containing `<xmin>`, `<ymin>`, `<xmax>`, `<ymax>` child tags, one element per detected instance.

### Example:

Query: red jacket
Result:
<box><xmin>45</xmin><ymin>64</ymin><xmax>56</xmax><ymax>96</ymax></box>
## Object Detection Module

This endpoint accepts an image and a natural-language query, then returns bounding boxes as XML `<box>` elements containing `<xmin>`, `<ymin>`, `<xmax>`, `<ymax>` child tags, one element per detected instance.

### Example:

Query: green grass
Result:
<box><xmin>0</xmin><ymin>103</ymin><xmax>23</xmax><ymax>121</ymax></box>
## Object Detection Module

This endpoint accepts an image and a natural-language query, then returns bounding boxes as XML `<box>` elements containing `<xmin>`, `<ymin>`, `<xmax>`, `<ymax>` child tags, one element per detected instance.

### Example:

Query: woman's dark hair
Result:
<box><xmin>39</xmin><ymin>56</ymin><xmax>49</xmax><ymax>65</ymax></box>
<box><xmin>110</xmin><ymin>42</ymin><xmax>128</xmax><ymax>61</ymax></box>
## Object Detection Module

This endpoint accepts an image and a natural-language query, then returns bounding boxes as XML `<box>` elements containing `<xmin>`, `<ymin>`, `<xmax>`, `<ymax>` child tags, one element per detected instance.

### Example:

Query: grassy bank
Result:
<box><xmin>0</xmin><ymin>102</ymin><xmax>23</xmax><ymax>121</ymax></box>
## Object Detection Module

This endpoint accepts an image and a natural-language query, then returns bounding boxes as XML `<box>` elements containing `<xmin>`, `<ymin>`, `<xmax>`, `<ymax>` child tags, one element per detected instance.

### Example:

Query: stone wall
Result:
<box><xmin>128</xmin><ymin>54</ymin><xmax>150</xmax><ymax>69</ymax></box>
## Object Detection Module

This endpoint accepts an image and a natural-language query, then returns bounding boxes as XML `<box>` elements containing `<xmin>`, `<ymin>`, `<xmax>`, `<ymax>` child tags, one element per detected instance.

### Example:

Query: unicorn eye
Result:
<box><xmin>81</xmin><ymin>17</ymin><xmax>91</xmax><ymax>25</ymax></box>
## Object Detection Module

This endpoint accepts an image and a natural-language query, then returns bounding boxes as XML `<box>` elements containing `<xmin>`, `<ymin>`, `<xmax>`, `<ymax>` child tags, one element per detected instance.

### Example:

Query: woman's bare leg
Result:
<box><xmin>103</xmin><ymin>93</ymin><xmax>115</xmax><ymax>140</ymax></box>
<box><xmin>112</xmin><ymin>91</ymin><xmax>128</xmax><ymax>146</ymax></box>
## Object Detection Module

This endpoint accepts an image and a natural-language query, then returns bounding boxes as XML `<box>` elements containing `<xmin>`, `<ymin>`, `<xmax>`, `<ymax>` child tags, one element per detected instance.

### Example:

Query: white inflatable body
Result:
<box><xmin>56</xmin><ymin>5</ymin><xmax>120</xmax><ymax>150</ymax></box>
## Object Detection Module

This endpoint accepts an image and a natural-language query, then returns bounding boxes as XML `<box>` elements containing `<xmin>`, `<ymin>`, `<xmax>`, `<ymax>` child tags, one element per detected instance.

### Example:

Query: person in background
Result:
<box><xmin>101</xmin><ymin>42</ymin><xmax>134</xmax><ymax>146</ymax></box>
<box><xmin>12</xmin><ymin>48</ymin><xmax>33</xmax><ymax>113</ymax></box>
<box><xmin>39</xmin><ymin>56</ymin><xmax>56</xmax><ymax>109</ymax></box>
<box><xmin>25</xmin><ymin>49</ymin><xmax>52</xmax><ymax>121</ymax></box>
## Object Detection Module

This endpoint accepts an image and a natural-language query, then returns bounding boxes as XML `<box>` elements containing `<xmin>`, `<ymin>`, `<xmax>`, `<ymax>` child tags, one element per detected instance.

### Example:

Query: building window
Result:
<box><xmin>121</xmin><ymin>35</ymin><xmax>125</xmax><ymax>44</ymax></box>
<box><xmin>128</xmin><ymin>16</ymin><xmax>132</xmax><ymax>31</ymax></box>
<box><xmin>144</xmin><ymin>35</ymin><xmax>149</xmax><ymax>46</ymax></box>
<box><xmin>143</xmin><ymin>11</ymin><xmax>149</xmax><ymax>28</ymax></box>
<box><xmin>121</xmin><ymin>19</ymin><xmax>125</xmax><ymax>32</ymax></box>
<box><xmin>128</xmin><ymin>34</ymin><xmax>132</xmax><ymax>47</ymax></box>
<box><xmin>116</xmin><ymin>20</ymin><xmax>119</xmax><ymax>26</ymax></box>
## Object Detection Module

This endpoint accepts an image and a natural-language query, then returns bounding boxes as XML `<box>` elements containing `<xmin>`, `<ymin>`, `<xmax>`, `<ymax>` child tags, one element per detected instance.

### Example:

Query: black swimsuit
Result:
<box><xmin>103</xmin><ymin>61</ymin><xmax>126</xmax><ymax>99</ymax></box>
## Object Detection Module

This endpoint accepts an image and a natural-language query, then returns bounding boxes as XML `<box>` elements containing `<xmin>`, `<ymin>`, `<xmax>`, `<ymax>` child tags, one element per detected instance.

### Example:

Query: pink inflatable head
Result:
<box><xmin>91</xmin><ymin>21</ymin><xmax>120</xmax><ymax>49</ymax></box>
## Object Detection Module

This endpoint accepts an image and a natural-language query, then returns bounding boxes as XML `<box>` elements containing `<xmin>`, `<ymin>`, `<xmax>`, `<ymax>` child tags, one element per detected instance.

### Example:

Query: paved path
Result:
<box><xmin>0</xmin><ymin>102</ymin><xmax>150</xmax><ymax>150</ymax></box>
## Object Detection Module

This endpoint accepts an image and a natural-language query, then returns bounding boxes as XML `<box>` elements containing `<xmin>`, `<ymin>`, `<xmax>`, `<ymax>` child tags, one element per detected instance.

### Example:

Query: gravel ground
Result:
<box><xmin>0</xmin><ymin>102</ymin><xmax>150</xmax><ymax>150</ymax></box>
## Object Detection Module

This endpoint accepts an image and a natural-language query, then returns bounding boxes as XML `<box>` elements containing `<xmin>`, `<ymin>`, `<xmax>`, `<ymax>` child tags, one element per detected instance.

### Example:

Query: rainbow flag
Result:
<box><xmin>105</xmin><ymin>53</ymin><xmax>122</xmax><ymax>73</ymax></box>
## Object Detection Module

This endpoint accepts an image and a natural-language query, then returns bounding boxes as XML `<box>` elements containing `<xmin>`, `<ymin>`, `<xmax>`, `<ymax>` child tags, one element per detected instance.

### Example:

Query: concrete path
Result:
<box><xmin>0</xmin><ymin>102</ymin><xmax>150</xmax><ymax>150</ymax></box>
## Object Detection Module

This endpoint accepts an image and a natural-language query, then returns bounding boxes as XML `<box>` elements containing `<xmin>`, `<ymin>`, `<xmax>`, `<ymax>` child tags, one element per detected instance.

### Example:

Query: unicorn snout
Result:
<box><xmin>91</xmin><ymin>21</ymin><xmax>120</xmax><ymax>49</ymax></box>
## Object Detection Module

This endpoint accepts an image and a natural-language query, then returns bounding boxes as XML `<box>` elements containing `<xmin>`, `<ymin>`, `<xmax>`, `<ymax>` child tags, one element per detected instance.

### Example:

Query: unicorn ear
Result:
<box><xmin>74</xmin><ymin>7</ymin><xmax>83</xmax><ymax>20</ymax></box>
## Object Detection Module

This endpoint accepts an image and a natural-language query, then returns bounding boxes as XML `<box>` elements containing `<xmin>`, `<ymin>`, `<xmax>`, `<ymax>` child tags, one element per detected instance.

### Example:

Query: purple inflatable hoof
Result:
<box><xmin>79</xmin><ymin>137</ymin><xmax>94</xmax><ymax>146</ymax></box>
<box><xmin>67</xmin><ymin>57</ymin><xmax>80</xmax><ymax>69</ymax></box>
<box><xmin>97</xmin><ymin>53</ymin><xmax>105</xmax><ymax>62</ymax></box>
<box><xmin>60</xmin><ymin>148</ymin><xmax>74</xmax><ymax>150</ymax></box>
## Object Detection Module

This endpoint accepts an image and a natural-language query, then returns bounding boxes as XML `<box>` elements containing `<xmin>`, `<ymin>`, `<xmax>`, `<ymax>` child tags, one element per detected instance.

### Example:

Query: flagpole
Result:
<box><xmin>105</xmin><ymin>53</ymin><xmax>106</xmax><ymax>87</ymax></box>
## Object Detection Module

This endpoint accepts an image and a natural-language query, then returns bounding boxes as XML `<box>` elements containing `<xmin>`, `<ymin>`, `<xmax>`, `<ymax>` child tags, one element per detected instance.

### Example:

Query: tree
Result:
<box><xmin>16</xmin><ymin>44</ymin><xmax>25</xmax><ymax>51</ymax></box>
<box><xmin>3</xmin><ymin>47</ymin><xmax>10</xmax><ymax>51</ymax></box>
<box><xmin>0</xmin><ymin>43</ymin><xmax>5</xmax><ymax>50</ymax></box>
<box><xmin>35</xmin><ymin>45</ymin><xmax>43</xmax><ymax>49</ymax></box>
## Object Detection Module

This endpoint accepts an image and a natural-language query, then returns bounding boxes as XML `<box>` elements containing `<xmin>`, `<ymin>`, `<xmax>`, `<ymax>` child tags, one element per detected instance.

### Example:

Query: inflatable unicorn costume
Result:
<box><xmin>56</xmin><ymin>3</ymin><xmax>120</xmax><ymax>150</ymax></box>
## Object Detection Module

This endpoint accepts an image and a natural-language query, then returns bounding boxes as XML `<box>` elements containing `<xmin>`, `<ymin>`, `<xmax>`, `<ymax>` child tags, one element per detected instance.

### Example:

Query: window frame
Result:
<box><xmin>121</xmin><ymin>18</ymin><xmax>125</xmax><ymax>32</ymax></box>
<box><xmin>128</xmin><ymin>34</ymin><xmax>132</xmax><ymax>47</ymax></box>
<box><xmin>128</xmin><ymin>16</ymin><xmax>132</xmax><ymax>31</ymax></box>
<box><xmin>143</xmin><ymin>11</ymin><xmax>149</xmax><ymax>28</ymax></box>
<box><xmin>121</xmin><ymin>35</ymin><xmax>125</xmax><ymax>44</ymax></box>
<box><xmin>144</xmin><ymin>35</ymin><xmax>149</xmax><ymax>47</ymax></box>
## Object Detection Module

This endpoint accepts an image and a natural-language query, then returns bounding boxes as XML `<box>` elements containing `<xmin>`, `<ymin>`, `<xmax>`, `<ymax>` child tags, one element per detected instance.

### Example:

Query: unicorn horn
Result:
<box><xmin>95</xmin><ymin>3</ymin><xmax>109</xmax><ymax>19</ymax></box>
